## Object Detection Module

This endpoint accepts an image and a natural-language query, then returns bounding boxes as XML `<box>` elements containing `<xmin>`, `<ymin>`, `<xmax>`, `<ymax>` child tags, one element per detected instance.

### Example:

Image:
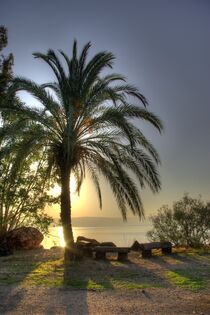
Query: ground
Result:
<box><xmin>0</xmin><ymin>247</ymin><xmax>210</xmax><ymax>314</ymax></box>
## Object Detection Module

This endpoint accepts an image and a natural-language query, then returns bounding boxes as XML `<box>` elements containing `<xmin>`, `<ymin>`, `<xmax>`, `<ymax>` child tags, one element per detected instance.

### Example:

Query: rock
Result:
<box><xmin>130</xmin><ymin>240</ymin><xmax>141</xmax><ymax>251</ymax></box>
<box><xmin>5</xmin><ymin>227</ymin><xmax>44</xmax><ymax>250</ymax></box>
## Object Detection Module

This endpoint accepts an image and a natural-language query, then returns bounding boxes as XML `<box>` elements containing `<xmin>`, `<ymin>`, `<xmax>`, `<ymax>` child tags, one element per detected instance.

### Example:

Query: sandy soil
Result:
<box><xmin>0</xmin><ymin>285</ymin><xmax>209</xmax><ymax>315</ymax></box>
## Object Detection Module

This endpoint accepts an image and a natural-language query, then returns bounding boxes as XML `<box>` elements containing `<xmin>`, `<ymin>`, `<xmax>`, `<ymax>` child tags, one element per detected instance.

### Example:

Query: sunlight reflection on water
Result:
<box><xmin>42</xmin><ymin>223</ymin><xmax>152</xmax><ymax>249</ymax></box>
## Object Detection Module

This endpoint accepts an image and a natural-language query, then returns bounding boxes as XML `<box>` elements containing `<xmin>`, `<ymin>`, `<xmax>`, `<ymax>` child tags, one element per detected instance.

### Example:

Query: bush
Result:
<box><xmin>147</xmin><ymin>194</ymin><xmax>210</xmax><ymax>247</ymax></box>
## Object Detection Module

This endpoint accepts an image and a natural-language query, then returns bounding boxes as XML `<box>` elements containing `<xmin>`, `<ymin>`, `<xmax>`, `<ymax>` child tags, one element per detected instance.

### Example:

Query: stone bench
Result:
<box><xmin>93</xmin><ymin>246</ymin><xmax>130</xmax><ymax>261</ymax></box>
<box><xmin>138</xmin><ymin>241</ymin><xmax>172</xmax><ymax>258</ymax></box>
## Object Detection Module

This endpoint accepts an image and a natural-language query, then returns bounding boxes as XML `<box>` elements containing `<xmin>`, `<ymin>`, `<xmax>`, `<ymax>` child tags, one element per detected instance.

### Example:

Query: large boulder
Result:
<box><xmin>5</xmin><ymin>227</ymin><xmax>44</xmax><ymax>250</ymax></box>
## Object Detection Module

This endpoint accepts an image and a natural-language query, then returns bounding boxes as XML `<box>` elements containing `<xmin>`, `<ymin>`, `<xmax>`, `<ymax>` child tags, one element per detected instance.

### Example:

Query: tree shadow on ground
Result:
<box><xmin>2</xmin><ymin>248</ymin><xmax>208</xmax><ymax>314</ymax></box>
<box><xmin>0</xmin><ymin>249</ymin><xmax>43</xmax><ymax>314</ymax></box>
<box><xmin>150</xmin><ymin>250</ymin><xmax>210</xmax><ymax>268</ymax></box>
<box><xmin>63</xmin><ymin>252</ymin><xmax>169</xmax><ymax>291</ymax></box>
<box><xmin>141</xmin><ymin>250</ymin><xmax>210</xmax><ymax>291</ymax></box>
<box><xmin>0</xmin><ymin>247</ymin><xmax>83</xmax><ymax>314</ymax></box>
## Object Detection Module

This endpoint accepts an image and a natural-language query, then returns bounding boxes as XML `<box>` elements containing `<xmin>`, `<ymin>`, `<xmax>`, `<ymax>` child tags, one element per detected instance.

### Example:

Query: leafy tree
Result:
<box><xmin>147</xmin><ymin>194</ymin><xmax>210</xmax><ymax>247</ymax></box>
<box><xmin>0</xmin><ymin>26</ymin><xmax>8</xmax><ymax>51</ymax></box>
<box><xmin>0</xmin><ymin>26</ymin><xmax>13</xmax><ymax>98</ymax></box>
<box><xmin>0</xmin><ymin>147</ymin><xmax>56</xmax><ymax>237</ymax></box>
<box><xmin>0</xmin><ymin>26</ymin><xmax>54</xmax><ymax>237</ymax></box>
<box><xmin>1</xmin><ymin>41</ymin><xmax>163</xmax><ymax>259</ymax></box>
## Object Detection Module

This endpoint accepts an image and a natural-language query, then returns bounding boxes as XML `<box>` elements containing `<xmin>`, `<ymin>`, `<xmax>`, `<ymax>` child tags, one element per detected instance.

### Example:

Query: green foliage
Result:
<box><xmin>0</xmin><ymin>26</ymin><xmax>8</xmax><ymax>51</ymax></box>
<box><xmin>0</xmin><ymin>150</ymin><xmax>56</xmax><ymax>235</ymax></box>
<box><xmin>0</xmin><ymin>26</ymin><xmax>13</xmax><ymax>99</ymax></box>
<box><xmin>147</xmin><ymin>194</ymin><xmax>210</xmax><ymax>247</ymax></box>
<box><xmin>0</xmin><ymin>26</ymin><xmax>56</xmax><ymax>235</ymax></box>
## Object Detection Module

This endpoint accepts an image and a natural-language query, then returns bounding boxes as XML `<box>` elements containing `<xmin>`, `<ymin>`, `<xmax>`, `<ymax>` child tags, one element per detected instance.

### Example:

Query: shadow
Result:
<box><xmin>3</xmin><ymin>247</ymin><xmax>208</xmax><ymax>314</ymax></box>
<box><xmin>150</xmin><ymin>250</ymin><xmax>210</xmax><ymax>268</ymax></box>
<box><xmin>63</xmin><ymin>251</ymin><xmax>168</xmax><ymax>293</ymax></box>
<box><xmin>0</xmin><ymin>248</ymin><xmax>43</xmax><ymax>314</ymax></box>
<box><xmin>0</xmin><ymin>247</ymin><xmax>75</xmax><ymax>314</ymax></box>
<box><xmin>137</xmin><ymin>249</ymin><xmax>210</xmax><ymax>291</ymax></box>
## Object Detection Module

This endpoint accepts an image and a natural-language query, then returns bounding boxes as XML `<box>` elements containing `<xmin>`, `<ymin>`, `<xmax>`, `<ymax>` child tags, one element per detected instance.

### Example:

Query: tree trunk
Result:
<box><xmin>60</xmin><ymin>167</ymin><xmax>74</xmax><ymax>262</ymax></box>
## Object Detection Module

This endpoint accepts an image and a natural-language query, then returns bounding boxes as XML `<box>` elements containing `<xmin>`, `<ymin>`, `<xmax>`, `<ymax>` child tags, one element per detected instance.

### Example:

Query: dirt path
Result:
<box><xmin>0</xmin><ymin>285</ymin><xmax>209</xmax><ymax>315</ymax></box>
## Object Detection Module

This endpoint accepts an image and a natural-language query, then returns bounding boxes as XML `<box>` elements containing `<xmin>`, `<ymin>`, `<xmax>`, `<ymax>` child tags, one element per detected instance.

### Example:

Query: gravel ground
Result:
<box><xmin>0</xmin><ymin>285</ymin><xmax>210</xmax><ymax>315</ymax></box>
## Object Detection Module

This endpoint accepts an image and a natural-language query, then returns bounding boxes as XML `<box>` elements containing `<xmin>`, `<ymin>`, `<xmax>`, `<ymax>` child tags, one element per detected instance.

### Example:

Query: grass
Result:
<box><xmin>163</xmin><ymin>247</ymin><xmax>210</xmax><ymax>290</ymax></box>
<box><xmin>64</xmin><ymin>277</ymin><xmax>162</xmax><ymax>290</ymax></box>
<box><xmin>0</xmin><ymin>247</ymin><xmax>210</xmax><ymax>291</ymax></box>
<box><xmin>165</xmin><ymin>269</ymin><xmax>207</xmax><ymax>290</ymax></box>
<box><xmin>24</xmin><ymin>258</ymin><xmax>64</xmax><ymax>287</ymax></box>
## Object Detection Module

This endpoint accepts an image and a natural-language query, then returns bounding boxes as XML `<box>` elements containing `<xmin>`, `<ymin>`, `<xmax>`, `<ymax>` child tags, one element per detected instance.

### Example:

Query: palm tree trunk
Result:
<box><xmin>60</xmin><ymin>167</ymin><xmax>74</xmax><ymax>261</ymax></box>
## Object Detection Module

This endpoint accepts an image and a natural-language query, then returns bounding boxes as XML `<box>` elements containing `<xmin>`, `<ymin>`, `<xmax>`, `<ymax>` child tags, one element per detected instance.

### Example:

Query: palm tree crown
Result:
<box><xmin>1</xmin><ymin>41</ymin><xmax>163</xmax><ymax>255</ymax></box>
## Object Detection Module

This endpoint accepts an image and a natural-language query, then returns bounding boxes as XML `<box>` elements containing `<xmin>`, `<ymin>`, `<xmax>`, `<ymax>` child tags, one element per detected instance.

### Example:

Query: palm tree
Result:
<box><xmin>1</xmin><ymin>41</ymin><xmax>163</xmax><ymax>259</ymax></box>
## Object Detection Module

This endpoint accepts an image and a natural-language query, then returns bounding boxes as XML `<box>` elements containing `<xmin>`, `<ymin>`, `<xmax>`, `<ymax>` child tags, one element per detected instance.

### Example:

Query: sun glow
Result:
<box><xmin>50</xmin><ymin>176</ymin><xmax>77</xmax><ymax>197</ymax></box>
<box><xmin>47</xmin><ymin>174</ymin><xmax>91</xmax><ymax>219</ymax></box>
<box><xmin>57</xmin><ymin>226</ymin><xmax>65</xmax><ymax>247</ymax></box>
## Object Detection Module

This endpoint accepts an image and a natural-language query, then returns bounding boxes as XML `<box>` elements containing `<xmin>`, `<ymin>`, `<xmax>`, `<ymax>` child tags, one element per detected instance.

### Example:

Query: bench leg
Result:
<box><xmin>95</xmin><ymin>252</ymin><xmax>106</xmax><ymax>260</ymax></box>
<box><xmin>83</xmin><ymin>248</ymin><xmax>93</xmax><ymax>258</ymax></box>
<box><xmin>142</xmin><ymin>249</ymin><xmax>152</xmax><ymax>258</ymax></box>
<box><xmin>162</xmin><ymin>247</ymin><xmax>172</xmax><ymax>254</ymax></box>
<box><xmin>118</xmin><ymin>252</ymin><xmax>128</xmax><ymax>261</ymax></box>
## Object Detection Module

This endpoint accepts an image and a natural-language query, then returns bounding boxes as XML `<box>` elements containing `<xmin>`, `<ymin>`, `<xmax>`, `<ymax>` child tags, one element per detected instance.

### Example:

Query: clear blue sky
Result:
<box><xmin>1</xmin><ymin>0</ymin><xmax>210</xmax><ymax>218</ymax></box>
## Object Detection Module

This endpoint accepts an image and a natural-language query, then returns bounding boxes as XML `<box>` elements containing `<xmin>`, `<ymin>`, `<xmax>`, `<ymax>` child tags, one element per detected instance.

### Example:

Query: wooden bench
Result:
<box><xmin>139</xmin><ymin>242</ymin><xmax>172</xmax><ymax>258</ymax></box>
<box><xmin>93</xmin><ymin>246</ymin><xmax>130</xmax><ymax>261</ymax></box>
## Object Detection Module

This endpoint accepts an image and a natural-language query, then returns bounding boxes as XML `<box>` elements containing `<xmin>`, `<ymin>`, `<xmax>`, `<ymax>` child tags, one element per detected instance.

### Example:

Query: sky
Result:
<box><xmin>1</xmin><ymin>0</ymin><xmax>210</xmax><ymax>219</ymax></box>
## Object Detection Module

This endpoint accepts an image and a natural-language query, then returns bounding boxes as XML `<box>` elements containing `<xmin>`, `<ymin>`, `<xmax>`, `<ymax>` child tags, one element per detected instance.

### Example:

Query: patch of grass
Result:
<box><xmin>165</xmin><ymin>269</ymin><xmax>207</xmax><ymax>290</ymax></box>
<box><xmin>24</xmin><ymin>259</ymin><xmax>64</xmax><ymax>286</ymax></box>
<box><xmin>110</xmin><ymin>261</ymin><xmax>124</xmax><ymax>267</ymax></box>
<box><xmin>87</xmin><ymin>279</ymin><xmax>112</xmax><ymax>290</ymax></box>
<box><xmin>0</xmin><ymin>261</ymin><xmax>39</xmax><ymax>285</ymax></box>
<box><xmin>110</xmin><ymin>278</ymin><xmax>162</xmax><ymax>289</ymax></box>
<box><xmin>64</xmin><ymin>278</ymin><xmax>112</xmax><ymax>290</ymax></box>
<box><xmin>64</xmin><ymin>276</ymin><xmax>162</xmax><ymax>290</ymax></box>
<box><xmin>186</xmin><ymin>249</ymin><xmax>210</xmax><ymax>264</ymax></box>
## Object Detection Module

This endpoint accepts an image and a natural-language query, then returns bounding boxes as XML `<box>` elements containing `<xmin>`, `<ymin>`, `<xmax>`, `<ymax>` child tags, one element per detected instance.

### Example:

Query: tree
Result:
<box><xmin>0</xmin><ymin>102</ymin><xmax>55</xmax><ymax>237</ymax></box>
<box><xmin>1</xmin><ymin>41</ymin><xmax>163</xmax><ymax>259</ymax></box>
<box><xmin>0</xmin><ymin>148</ymin><xmax>55</xmax><ymax>237</ymax></box>
<box><xmin>0</xmin><ymin>26</ymin><xmax>13</xmax><ymax>98</ymax></box>
<box><xmin>0</xmin><ymin>26</ymin><xmax>54</xmax><ymax>237</ymax></box>
<box><xmin>147</xmin><ymin>194</ymin><xmax>210</xmax><ymax>247</ymax></box>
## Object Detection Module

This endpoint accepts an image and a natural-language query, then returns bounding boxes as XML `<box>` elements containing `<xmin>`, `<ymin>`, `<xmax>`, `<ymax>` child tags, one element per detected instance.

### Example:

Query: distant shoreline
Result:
<box><xmin>52</xmin><ymin>216</ymin><xmax>152</xmax><ymax>227</ymax></box>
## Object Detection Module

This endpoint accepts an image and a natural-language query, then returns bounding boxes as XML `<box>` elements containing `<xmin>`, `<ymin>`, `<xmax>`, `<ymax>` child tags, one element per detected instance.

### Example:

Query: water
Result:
<box><xmin>42</xmin><ymin>223</ymin><xmax>152</xmax><ymax>249</ymax></box>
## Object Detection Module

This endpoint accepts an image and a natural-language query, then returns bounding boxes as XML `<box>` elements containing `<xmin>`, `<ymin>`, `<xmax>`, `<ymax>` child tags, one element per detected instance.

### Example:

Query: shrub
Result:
<box><xmin>147</xmin><ymin>194</ymin><xmax>210</xmax><ymax>247</ymax></box>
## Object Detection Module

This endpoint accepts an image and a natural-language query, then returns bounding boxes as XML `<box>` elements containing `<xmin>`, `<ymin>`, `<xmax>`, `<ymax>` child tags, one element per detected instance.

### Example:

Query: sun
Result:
<box><xmin>57</xmin><ymin>226</ymin><xmax>65</xmax><ymax>247</ymax></box>
<box><xmin>70</xmin><ymin>176</ymin><xmax>76</xmax><ymax>193</ymax></box>
<box><xmin>50</xmin><ymin>176</ymin><xmax>77</xmax><ymax>196</ymax></box>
